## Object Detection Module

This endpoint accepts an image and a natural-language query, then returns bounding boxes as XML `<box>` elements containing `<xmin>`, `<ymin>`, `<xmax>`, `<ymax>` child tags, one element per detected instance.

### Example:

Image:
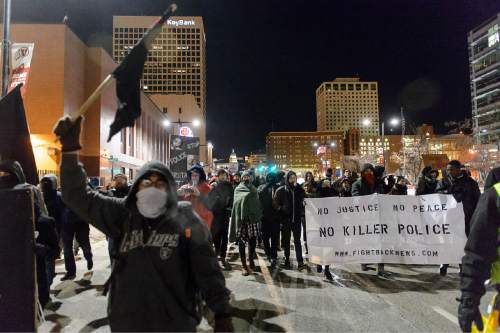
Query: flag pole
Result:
<box><xmin>71</xmin><ymin>3</ymin><xmax>177</xmax><ymax>120</ymax></box>
<box><xmin>1</xmin><ymin>0</ymin><xmax>12</xmax><ymax>97</ymax></box>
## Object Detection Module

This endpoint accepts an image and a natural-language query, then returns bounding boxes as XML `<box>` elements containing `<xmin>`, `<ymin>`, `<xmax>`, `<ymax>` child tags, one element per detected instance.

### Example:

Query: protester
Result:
<box><xmin>258</xmin><ymin>172</ymin><xmax>280</xmax><ymax>270</ymax></box>
<box><xmin>208</xmin><ymin>169</ymin><xmax>234</xmax><ymax>266</ymax></box>
<box><xmin>458</xmin><ymin>167</ymin><xmax>500</xmax><ymax>333</ymax></box>
<box><xmin>351</xmin><ymin>164</ymin><xmax>375</xmax><ymax>196</ymax></box>
<box><xmin>338</xmin><ymin>178</ymin><xmax>352</xmax><ymax>197</ymax></box>
<box><xmin>274</xmin><ymin>170</ymin><xmax>307</xmax><ymax>271</ymax></box>
<box><xmin>232</xmin><ymin>172</ymin><xmax>241</xmax><ymax>189</ymax></box>
<box><xmin>230</xmin><ymin>171</ymin><xmax>262</xmax><ymax>276</ymax></box>
<box><xmin>351</xmin><ymin>163</ymin><xmax>386</xmax><ymax>276</ymax></box>
<box><xmin>61</xmin><ymin>209</ymin><xmax>94</xmax><ymax>280</ymax></box>
<box><xmin>303</xmin><ymin>171</ymin><xmax>317</xmax><ymax>198</ymax></box>
<box><xmin>315</xmin><ymin>175</ymin><xmax>338</xmax><ymax>281</ymax></box>
<box><xmin>436</xmin><ymin>160</ymin><xmax>481</xmax><ymax>276</ymax></box>
<box><xmin>178</xmin><ymin>165</ymin><xmax>214</xmax><ymax>229</ymax></box>
<box><xmin>388</xmin><ymin>176</ymin><xmax>409</xmax><ymax>195</ymax></box>
<box><xmin>53</xmin><ymin>116</ymin><xmax>233</xmax><ymax>332</ymax></box>
<box><xmin>0</xmin><ymin>160</ymin><xmax>59</xmax><ymax>308</ymax></box>
<box><xmin>106</xmin><ymin>174</ymin><xmax>130</xmax><ymax>263</ymax></box>
<box><xmin>416</xmin><ymin>166</ymin><xmax>439</xmax><ymax>195</ymax></box>
<box><xmin>40</xmin><ymin>174</ymin><xmax>65</xmax><ymax>286</ymax></box>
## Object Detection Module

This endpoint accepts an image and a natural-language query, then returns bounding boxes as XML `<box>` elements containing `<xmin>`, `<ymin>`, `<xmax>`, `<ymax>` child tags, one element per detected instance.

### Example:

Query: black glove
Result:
<box><xmin>458</xmin><ymin>295</ymin><xmax>483</xmax><ymax>332</ymax></box>
<box><xmin>53</xmin><ymin>116</ymin><xmax>83</xmax><ymax>152</ymax></box>
<box><xmin>214</xmin><ymin>315</ymin><xmax>234</xmax><ymax>332</ymax></box>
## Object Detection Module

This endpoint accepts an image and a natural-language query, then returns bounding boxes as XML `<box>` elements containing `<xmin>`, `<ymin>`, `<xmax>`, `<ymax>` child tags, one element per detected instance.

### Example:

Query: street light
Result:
<box><xmin>362</xmin><ymin>119</ymin><xmax>371</xmax><ymax>127</ymax></box>
<box><xmin>389</xmin><ymin>118</ymin><xmax>400</xmax><ymax>127</ymax></box>
<box><xmin>193</xmin><ymin>119</ymin><xmax>201</xmax><ymax>127</ymax></box>
<box><xmin>162</xmin><ymin>119</ymin><xmax>171</xmax><ymax>127</ymax></box>
<box><xmin>330</xmin><ymin>142</ymin><xmax>336</xmax><ymax>147</ymax></box>
<box><xmin>313</xmin><ymin>142</ymin><xmax>318</xmax><ymax>147</ymax></box>
<box><xmin>207</xmin><ymin>142</ymin><xmax>213</xmax><ymax>149</ymax></box>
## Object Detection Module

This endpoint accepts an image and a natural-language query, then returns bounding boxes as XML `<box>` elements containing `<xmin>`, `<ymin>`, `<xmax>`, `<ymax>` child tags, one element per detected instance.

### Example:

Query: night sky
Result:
<box><xmin>8</xmin><ymin>0</ymin><xmax>500</xmax><ymax>158</ymax></box>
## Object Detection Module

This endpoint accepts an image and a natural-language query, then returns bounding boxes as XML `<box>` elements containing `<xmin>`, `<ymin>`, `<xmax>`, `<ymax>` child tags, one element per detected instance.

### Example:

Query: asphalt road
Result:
<box><xmin>39</xmin><ymin>238</ymin><xmax>493</xmax><ymax>333</ymax></box>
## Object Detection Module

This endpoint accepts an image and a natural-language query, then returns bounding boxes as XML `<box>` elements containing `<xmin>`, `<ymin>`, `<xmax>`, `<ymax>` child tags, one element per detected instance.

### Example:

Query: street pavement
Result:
<box><xmin>39</xmin><ymin>234</ymin><xmax>494</xmax><ymax>333</ymax></box>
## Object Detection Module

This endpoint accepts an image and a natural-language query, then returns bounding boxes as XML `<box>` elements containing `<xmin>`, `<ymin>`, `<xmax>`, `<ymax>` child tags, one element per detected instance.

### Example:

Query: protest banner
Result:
<box><xmin>169</xmin><ymin>135</ymin><xmax>200</xmax><ymax>186</ymax></box>
<box><xmin>305</xmin><ymin>193</ymin><xmax>466</xmax><ymax>265</ymax></box>
<box><xmin>9</xmin><ymin>43</ymin><xmax>35</xmax><ymax>96</ymax></box>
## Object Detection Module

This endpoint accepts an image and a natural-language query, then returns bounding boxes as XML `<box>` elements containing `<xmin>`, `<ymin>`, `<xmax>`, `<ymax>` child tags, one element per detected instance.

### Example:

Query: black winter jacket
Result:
<box><xmin>273</xmin><ymin>178</ymin><xmax>305</xmax><ymax>225</ymax></box>
<box><xmin>460</xmin><ymin>184</ymin><xmax>500</xmax><ymax>299</ymax></box>
<box><xmin>437</xmin><ymin>173</ymin><xmax>481</xmax><ymax>235</ymax></box>
<box><xmin>61</xmin><ymin>155</ymin><xmax>231</xmax><ymax>332</ymax></box>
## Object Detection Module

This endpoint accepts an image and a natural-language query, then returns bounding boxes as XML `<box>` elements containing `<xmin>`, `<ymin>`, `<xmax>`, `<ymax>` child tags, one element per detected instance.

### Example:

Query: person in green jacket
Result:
<box><xmin>230</xmin><ymin>171</ymin><xmax>262</xmax><ymax>276</ymax></box>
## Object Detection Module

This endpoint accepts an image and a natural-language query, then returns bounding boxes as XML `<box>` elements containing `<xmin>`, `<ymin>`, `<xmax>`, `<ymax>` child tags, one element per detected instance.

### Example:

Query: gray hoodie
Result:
<box><xmin>60</xmin><ymin>154</ymin><xmax>231</xmax><ymax>332</ymax></box>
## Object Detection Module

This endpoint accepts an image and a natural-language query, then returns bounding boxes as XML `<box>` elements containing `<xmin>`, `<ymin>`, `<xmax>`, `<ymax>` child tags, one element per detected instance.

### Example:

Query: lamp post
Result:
<box><xmin>363</xmin><ymin>117</ymin><xmax>400</xmax><ymax>169</ymax></box>
<box><xmin>2</xmin><ymin>0</ymin><xmax>11</xmax><ymax>96</ymax></box>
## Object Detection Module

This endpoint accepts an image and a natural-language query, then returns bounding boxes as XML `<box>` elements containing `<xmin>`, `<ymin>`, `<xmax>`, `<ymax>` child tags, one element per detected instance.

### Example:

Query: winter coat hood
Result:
<box><xmin>187</xmin><ymin>164</ymin><xmax>207</xmax><ymax>183</ymax></box>
<box><xmin>361</xmin><ymin>163</ymin><xmax>375</xmax><ymax>174</ymax></box>
<box><xmin>266</xmin><ymin>172</ymin><xmax>277</xmax><ymax>184</ymax></box>
<box><xmin>125</xmin><ymin>161</ymin><xmax>178</xmax><ymax>216</ymax></box>
<box><xmin>0</xmin><ymin>159</ymin><xmax>26</xmax><ymax>185</ymax></box>
<box><xmin>484</xmin><ymin>167</ymin><xmax>500</xmax><ymax>190</ymax></box>
<box><xmin>41</xmin><ymin>174</ymin><xmax>58</xmax><ymax>191</ymax></box>
<box><xmin>374</xmin><ymin>165</ymin><xmax>385</xmax><ymax>179</ymax></box>
<box><xmin>286</xmin><ymin>170</ymin><xmax>297</xmax><ymax>184</ymax></box>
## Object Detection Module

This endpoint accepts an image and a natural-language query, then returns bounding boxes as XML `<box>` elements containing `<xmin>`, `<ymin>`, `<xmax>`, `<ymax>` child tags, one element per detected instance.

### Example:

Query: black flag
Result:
<box><xmin>0</xmin><ymin>85</ymin><xmax>39</xmax><ymax>185</ymax></box>
<box><xmin>108</xmin><ymin>4</ymin><xmax>177</xmax><ymax>141</ymax></box>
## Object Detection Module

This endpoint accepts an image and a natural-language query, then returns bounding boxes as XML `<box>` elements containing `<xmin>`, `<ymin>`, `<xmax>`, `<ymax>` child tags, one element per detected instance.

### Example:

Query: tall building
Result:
<box><xmin>468</xmin><ymin>12</ymin><xmax>500</xmax><ymax>145</ymax></box>
<box><xmin>113</xmin><ymin>16</ymin><xmax>208</xmax><ymax>162</ymax></box>
<box><xmin>266</xmin><ymin>131</ymin><xmax>344</xmax><ymax>176</ymax></box>
<box><xmin>316</xmin><ymin>78</ymin><xmax>380</xmax><ymax>136</ymax></box>
<box><xmin>113</xmin><ymin>16</ymin><xmax>206</xmax><ymax>114</ymax></box>
<box><xmin>0</xmin><ymin>24</ymin><xmax>169</xmax><ymax>183</ymax></box>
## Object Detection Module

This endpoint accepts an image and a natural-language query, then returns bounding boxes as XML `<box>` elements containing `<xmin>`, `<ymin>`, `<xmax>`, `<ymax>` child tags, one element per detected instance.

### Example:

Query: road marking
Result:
<box><xmin>256</xmin><ymin>253</ymin><xmax>292</xmax><ymax>332</ymax></box>
<box><xmin>432</xmin><ymin>306</ymin><xmax>459</xmax><ymax>326</ymax></box>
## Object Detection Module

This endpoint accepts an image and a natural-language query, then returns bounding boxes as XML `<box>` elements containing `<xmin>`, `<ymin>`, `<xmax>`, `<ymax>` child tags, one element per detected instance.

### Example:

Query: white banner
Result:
<box><xmin>9</xmin><ymin>43</ymin><xmax>35</xmax><ymax>96</ymax></box>
<box><xmin>305</xmin><ymin>194</ymin><xmax>467</xmax><ymax>265</ymax></box>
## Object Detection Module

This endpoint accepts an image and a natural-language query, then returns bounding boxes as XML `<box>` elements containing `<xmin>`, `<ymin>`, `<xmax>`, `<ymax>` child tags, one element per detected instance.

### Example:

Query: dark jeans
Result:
<box><xmin>282</xmin><ymin>222</ymin><xmax>303</xmax><ymax>264</ymax></box>
<box><xmin>46</xmin><ymin>257</ymin><xmax>56</xmax><ymax>286</ymax></box>
<box><xmin>107</xmin><ymin>236</ymin><xmax>115</xmax><ymax>265</ymax></box>
<box><xmin>238</xmin><ymin>237</ymin><xmax>257</xmax><ymax>264</ymax></box>
<box><xmin>212</xmin><ymin>212</ymin><xmax>230</xmax><ymax>259</ymax></box>
<box><xmin>301</xmin><ymin>217</ymin><xmax>308</xmax><ymax>254</ymax></box>
<box><xmin>261</xmin><ymin>219</ymin><xmax>280</xmax><ymax>260</ymax></box>
<box><xmin>62</xmin><ymin>221</ymin><xmax>92</xmax><ymax>275</ymax></box>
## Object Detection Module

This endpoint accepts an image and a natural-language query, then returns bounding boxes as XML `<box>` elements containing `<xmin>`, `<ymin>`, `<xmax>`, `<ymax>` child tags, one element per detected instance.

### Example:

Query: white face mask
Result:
<box><xmin>136</xmin><ymin>187</ymin><xmax>167</xmax><ymax>218</ymax></box>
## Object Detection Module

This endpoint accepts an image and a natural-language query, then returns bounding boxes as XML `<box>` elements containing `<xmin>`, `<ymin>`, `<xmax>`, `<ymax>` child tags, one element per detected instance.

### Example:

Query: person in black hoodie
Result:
<box><xmin>437</xmin><ymin>160</ymin><xmax>481</xmax><ymax>276</ymax></box>
<box><xmin>258</xmin><ymin>172</ymin><xmax>280</xmax><ymax>270</ymax></box>
<box><xmin>273</xmin><ymin>170</ymin><xmax>307</xmax><ymax>270</ymax></box>
<box><xmin>416</xmin><ymin>166</ymin><xmax>439</xmax><ymax>195</ymax></box>
<box><xmin>40</xmin><ymin>174</ymin><xmax>65</xmax><ymax>286</ymax></box>
<box><xmin>457</xmin><ymin>167</ymin><xmax>500</xmax><ymax>333</ymax></box>
<box><xmin>208</xmin><ymin>169</ymin><xmax>234</xmax><ymax>265</ymax></box>
<box><xmin>54</xmin><ymin>116</ymin><xmax>233</xmax><ymax>332</ymax></box>
<box><xmin>388</xmin><ymin>176</ymin><xmax>409</xmax><ymax>195</ymax></box>
<box><xmin>0</xmin><ymin>160</ymin><xmax>59</xmax><ymax>308</ymax></box>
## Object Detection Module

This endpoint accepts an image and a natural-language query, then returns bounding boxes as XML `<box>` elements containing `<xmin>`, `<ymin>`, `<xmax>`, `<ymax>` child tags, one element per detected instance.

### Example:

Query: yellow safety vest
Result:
<box><xmin>489</xmin><ymin>183</ymin><xmax>500</xmax><ymax>284</ymax></box>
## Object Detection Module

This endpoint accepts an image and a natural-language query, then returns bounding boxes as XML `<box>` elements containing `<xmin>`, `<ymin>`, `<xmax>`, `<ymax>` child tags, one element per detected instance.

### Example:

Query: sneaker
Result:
<box><xmin>61</xmin><ymin>273</ymin><xmax>76</xmax><ymax>281</ymax></box>
<box><xmin>270</xmin><ymin>259</ymin><xmax>277</xmax><ymax>271</ymax></box>
<box><xmin>242</xmin><ymin>268</ymin><xmax>250</xmax><ymax>276</ymax></box>
<box><xmin>439</xmin><ymin>265</ymin><xmax>448</xmax><ymax>276</ymax></box>
<box><xmin>87</xmin><ymin>259</ymin><xmax>93</xmax><ymax>270</ymax></box>
<box><xmin>298</xmin><ymin>263</ymin><xmax>307</xmax><ymax>271</ymax></box>
<box><xmin>281</xmin><ymin>259</ymin><xmax>291</xmax><ymax>269</ymax></box>
<box><xmin>324</xmin><ymin>269</ymin><xmax>333</xmax><ymax>281</ymax></box>
<box><xmin>248</xmin><ymin>260</ymin><xmax>256</xmax><ymax>271</ymax></box>
<box><xmin>361</xmin><ymin>264</ymin><xmax>369</xmax><ymax>272</ymax></box>
<box><xmin>317</xmin><ymin>265</ymin><xmax>323</xmax><ymax>273</ymax></box>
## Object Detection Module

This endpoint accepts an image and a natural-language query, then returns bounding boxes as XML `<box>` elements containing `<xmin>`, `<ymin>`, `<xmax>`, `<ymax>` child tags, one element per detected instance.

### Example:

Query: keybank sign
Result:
<box><xmin>167</xmin><ymin>19</ymin><xmax>195</xmax><ymax>27</ymax></box>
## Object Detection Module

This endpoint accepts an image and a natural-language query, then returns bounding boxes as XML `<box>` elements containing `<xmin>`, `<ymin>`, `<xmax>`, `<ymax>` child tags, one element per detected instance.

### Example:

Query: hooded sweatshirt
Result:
<box><xmin>273</xmin><ymin>171</ymin><xmax>305</xmax><ymax>225</ymax></box>
<box><xmin>351</xmin><ymin>164</ymin><xmax>376</xmax><ymax>196</ymax></box>
<box><xmin>60</xmin><ymin>154</ymin><xmax>231</xmax><ymax>332</ymax></box>
<box><xmin>416</xmin><ymin>166</ymin><xmax>438</xmax><ymax>195</ymax></box>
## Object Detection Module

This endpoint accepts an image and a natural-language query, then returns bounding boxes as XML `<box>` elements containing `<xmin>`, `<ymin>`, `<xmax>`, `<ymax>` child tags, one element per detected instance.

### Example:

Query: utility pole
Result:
<box><xmin>1</xmin><ymin>0</ymin><xmax>11</xmax><ymax>96</ymax></box>
<box><xmin>401</xmin><ymin>107</ymin><xmax>406</xmax><ymax>176</ymax></box>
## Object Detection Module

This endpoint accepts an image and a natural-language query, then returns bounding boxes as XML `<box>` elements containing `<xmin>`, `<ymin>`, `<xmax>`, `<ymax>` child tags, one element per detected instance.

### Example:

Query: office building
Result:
<box><xmin>316</xmin><ymin>78</ymin><xmax>380</xmax><ymax>136</ymax></box>
<box><xmin>266</xmin><ymin>131</ymin><xmax>344</xmax><ymax>176</ymax></box>
<box><xmin>468</xmin><ymin>12</ymin><xmax>500</xmax><ymax>145</ymax></box>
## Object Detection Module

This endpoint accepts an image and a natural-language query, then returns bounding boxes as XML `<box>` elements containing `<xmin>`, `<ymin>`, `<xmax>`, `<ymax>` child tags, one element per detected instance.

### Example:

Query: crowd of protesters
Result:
<box><xmin>1</xmin><ymin>123</ymin><xmax>491</xmax><ymax>333</ymax></box>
